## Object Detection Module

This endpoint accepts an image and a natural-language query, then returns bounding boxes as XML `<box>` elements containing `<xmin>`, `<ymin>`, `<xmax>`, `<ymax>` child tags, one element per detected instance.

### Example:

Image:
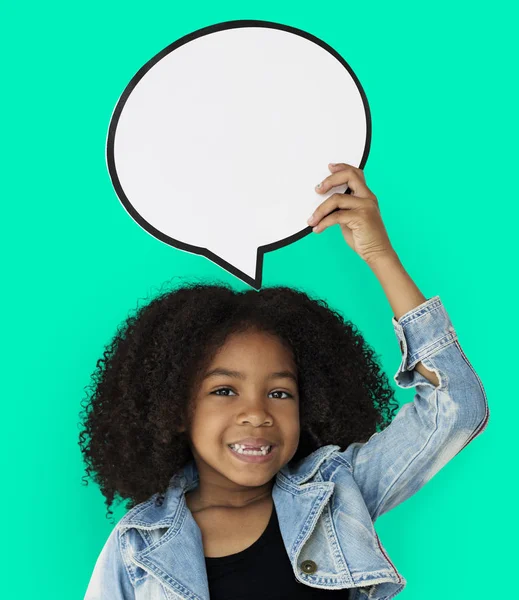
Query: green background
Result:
<box><xmin>1</xmin><ymin>1</ymin><xmax>516</xmax><ymax>598</ymax></box>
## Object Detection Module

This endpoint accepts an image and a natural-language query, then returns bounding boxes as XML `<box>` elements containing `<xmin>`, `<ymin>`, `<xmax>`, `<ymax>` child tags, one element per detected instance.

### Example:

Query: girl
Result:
<box><xmin>80</xmin><ymin>163</ymin><xmax>489</xmax><ymax>600</ymax></box>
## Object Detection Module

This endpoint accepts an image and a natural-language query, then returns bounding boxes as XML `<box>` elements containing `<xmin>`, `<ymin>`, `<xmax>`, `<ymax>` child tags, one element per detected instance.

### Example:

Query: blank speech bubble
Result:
<box><xmin>107</xmin><ymin>20</ymin><xmax>371</xmax><ymax>289</ymax></box>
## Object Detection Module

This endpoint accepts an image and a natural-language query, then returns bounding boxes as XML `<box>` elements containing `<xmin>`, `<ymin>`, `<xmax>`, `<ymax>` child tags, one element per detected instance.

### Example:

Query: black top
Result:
<box><xmin>205</xmin><ymin>502</ymin><xmax>352</xmax><ymax>599</ymax></box>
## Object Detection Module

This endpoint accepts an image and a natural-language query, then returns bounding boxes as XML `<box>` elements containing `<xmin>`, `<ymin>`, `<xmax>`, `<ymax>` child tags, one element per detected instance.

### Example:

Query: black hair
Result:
<box><xmin>78</xmin><ymin>279</ymin><xmax>399</xmax><ymax>521</ymax></box>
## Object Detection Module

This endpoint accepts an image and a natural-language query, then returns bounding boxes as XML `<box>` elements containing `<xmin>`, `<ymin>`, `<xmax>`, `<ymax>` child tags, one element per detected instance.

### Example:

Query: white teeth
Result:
<box><xmin>229</xmin><ymin>444</ymin><xmax>272</xmax><ymax>455</ymax></box>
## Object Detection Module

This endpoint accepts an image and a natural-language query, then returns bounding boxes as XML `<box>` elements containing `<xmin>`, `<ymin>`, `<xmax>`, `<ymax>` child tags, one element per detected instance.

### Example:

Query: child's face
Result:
<box><xmin>185</xmin><ymin>328</ymin><xmax>300</xmax><ymax>502</ymax></box>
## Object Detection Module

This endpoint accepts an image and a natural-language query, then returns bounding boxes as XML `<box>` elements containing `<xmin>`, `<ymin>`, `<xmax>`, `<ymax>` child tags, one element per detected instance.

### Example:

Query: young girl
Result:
<box><xmin>80</xmin><ymin>163</ymin><xmax>489</xmax><ymax>600</ymax></box>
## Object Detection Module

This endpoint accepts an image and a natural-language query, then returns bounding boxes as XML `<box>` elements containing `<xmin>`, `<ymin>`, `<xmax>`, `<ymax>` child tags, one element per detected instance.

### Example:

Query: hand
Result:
<box><xmin>307</xmin><ymin>163</ymin><xmax>396</xmax><ymax>265</ymax></box>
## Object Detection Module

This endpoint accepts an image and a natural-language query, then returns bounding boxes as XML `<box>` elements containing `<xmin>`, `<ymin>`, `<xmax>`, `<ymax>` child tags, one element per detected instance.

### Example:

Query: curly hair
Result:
<box><xmin>78</xmin><ymin>278</ymin><xmax>400</xmax><ymax>521</ymax></box>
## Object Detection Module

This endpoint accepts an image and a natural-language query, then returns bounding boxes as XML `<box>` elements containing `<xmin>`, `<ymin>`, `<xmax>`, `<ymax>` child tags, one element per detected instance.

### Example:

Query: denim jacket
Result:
<box><xmin>84</xmin><ymin>295</ymin><xmax>489</xmax><ymax>600</ymax></box>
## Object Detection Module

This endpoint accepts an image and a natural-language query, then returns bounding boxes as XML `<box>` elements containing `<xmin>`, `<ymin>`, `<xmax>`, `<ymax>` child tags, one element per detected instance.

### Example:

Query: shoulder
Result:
<box><xmin>116</xmin><ymin>494</ymin><xmax>161</xmax><ymax>531</ymax></box>
<box><xmin>280</xmin><ymin>444</ymin><xmax>353</xmax><ymax>484</ymax></box>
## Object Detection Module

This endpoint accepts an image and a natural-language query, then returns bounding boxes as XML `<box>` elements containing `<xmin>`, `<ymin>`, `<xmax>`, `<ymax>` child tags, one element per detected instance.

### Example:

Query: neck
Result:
<box><xmin>186</xmin><ymin>477</ymin><xmax>275</xmax><ymax>512</ymax></box>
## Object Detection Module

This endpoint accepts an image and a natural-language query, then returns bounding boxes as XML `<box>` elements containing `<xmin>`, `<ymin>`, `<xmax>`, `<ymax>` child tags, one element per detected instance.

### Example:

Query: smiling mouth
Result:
<box><xmin>228</xmin><ymin>444</ymin><xmax>273</xmax><ymax>456</ymax></box>
<box><xmin>227</xmin><ymin>444</ymin><xmax>276</xmax><ymax>463</ymax></box>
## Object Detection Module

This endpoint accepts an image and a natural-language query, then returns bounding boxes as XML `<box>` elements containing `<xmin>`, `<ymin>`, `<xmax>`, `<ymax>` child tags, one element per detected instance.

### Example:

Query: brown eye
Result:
<box><xmin>271</xmin><ymin>390</ymin><xmax>292</xmax><ymax>399</ymax></box>
<box><xmin>211</xmin><ymin>388</ymin><xmax>292</xmax><ymax>399</ymax></box>
<box><xmin>212</xmin><ymin>387</ymin><xmax>236</xmax><ymax>396</ymax></box>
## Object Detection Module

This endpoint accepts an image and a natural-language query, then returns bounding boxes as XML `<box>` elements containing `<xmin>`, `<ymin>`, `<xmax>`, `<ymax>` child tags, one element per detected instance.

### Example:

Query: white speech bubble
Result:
<box><xmin>107</xmin><ymin>20</ymin><xmax>371</xmax><ymax>288</ymax></box>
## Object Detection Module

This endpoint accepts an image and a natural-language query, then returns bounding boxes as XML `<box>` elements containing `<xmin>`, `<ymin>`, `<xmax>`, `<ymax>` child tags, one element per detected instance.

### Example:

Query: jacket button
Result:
<box><xmin>301</xmin><ymin>560</ymin><xmax>317</xmax><ymax>574</ymax></box>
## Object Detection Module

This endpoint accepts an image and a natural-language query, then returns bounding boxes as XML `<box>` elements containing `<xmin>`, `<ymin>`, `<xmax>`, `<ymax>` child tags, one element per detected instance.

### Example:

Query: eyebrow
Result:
<box><xmin>203</xmin><ymin>367</ymin><xmax>298</xmax><ymax>384</ymax></box>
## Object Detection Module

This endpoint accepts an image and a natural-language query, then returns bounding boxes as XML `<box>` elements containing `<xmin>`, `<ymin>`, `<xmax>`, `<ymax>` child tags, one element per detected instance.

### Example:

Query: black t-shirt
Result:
<box><xmin>205</xmin><ymin>502</ymin><xmax>352</xmax><ymax>599</ymax></box>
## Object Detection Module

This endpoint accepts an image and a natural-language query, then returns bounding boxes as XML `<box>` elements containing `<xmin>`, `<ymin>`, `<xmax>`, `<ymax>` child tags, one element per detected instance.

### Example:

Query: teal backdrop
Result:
<box><xmin>1</xmin><ymin>1</ymin><xmax>516</xmax><ymax>598</ymax></box>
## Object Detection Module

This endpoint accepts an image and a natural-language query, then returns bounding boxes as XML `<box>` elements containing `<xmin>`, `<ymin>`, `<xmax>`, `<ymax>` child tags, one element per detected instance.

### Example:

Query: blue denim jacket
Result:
<box><xmin>84</xmin><ymin>295</ymin><xmax>489</xmax><ymax>600</ymax></box>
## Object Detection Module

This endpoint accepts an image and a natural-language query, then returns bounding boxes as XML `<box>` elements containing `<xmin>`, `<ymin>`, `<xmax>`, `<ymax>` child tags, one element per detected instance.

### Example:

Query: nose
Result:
<box><xmin>237</xmin><ymin>395</ymin><xmax>273</xmax><ymax>425</ymax></box>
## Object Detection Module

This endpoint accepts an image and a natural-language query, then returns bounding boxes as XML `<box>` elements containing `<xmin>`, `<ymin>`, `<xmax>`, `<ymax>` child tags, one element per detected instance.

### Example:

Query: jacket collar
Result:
<box><xmin>117</xmin><ymin>445</ymin><xmax>341</xmax><ymax>600</ymax></box>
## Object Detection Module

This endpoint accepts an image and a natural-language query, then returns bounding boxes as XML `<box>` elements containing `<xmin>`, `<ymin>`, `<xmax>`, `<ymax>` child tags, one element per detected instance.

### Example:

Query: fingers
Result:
<box><xmin>315</xmin><ymin>163</ymin><xmax>373</xmax><ymax>198</ymax></box>
<box><xmin>311</xmin><ymin>207</ymin><xmax>361</xmax><ymax>233</ymax></box>
<box><xmin>307</xmin><ymin>193</ymin><xmax>363</xmax><ymax>227</ymax></box>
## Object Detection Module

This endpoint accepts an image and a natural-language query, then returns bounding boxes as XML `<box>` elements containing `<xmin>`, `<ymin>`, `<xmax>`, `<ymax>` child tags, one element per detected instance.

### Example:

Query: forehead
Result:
<box><xmin>197</xmin><ymin>329</ymin><xmax>299</xmax><ymax>390</ymax></box>
<box><xmin>211</xmin><ymin>329</ymin><xmax>294</xmax><ymax>363</ymax></box>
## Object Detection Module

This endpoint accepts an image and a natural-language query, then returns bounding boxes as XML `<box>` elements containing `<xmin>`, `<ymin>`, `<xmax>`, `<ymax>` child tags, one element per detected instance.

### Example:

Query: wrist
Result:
<box><xmin>366</xmin><ymin>249</ymin><xmax>401</xmax><ymax>271</ymax></box>
<box><xmin>367</xmin><ymin>251</ymin><xmax>427</xmax><ymax>321</ymax></box>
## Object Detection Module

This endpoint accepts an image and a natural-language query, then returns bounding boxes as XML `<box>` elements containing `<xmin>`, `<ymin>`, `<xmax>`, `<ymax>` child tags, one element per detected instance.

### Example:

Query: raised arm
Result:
<box><xmin>341</xmin><ymin>253</ymin><xmax>489</xmax><ymax>521</ymax></box>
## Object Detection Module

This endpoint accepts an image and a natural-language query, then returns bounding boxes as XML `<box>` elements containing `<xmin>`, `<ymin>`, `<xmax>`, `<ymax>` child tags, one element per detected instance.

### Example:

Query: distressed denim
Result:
<box><xmin>84</xmin><ymin>295</ymin><xmax>489</xmax><ymax>600</ymax></box>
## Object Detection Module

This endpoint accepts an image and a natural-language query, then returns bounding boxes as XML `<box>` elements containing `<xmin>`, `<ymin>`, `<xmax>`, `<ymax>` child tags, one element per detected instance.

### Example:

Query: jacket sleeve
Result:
<box><xmin>341</xmin><ymin>295</ymin><xmax>490</xmax><ymax>522</ymax></box>
<box><xmin>84</xmin><ymin>525</ymin><xmax>136</xmax><ymax>600</ymax></box>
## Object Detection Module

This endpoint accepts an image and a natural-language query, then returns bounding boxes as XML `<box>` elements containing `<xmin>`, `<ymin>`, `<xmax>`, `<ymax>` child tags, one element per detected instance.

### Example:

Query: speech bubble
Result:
<box><xmin>107</xmin><ymin>20</ymin><xmax>371</xmax><ymax>289</ymax></box>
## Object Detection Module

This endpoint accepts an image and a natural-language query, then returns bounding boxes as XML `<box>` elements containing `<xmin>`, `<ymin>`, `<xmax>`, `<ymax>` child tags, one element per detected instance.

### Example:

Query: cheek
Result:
<box><xmin>281</xmin><ymin>408</ymin><xmax>300</xmax><ymax>439</ymax></box>
<box><xmin>189</xmin><ymin>406</ymin><xmax>225</xmax><ymax>441</ymax></box>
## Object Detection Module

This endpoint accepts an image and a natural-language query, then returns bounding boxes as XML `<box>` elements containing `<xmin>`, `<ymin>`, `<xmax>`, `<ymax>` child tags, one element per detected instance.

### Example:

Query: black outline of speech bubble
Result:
<box><xmin>107</xmin><ymin>19</ymin><xmax>371</xmax><ymax>290</ymax></box>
